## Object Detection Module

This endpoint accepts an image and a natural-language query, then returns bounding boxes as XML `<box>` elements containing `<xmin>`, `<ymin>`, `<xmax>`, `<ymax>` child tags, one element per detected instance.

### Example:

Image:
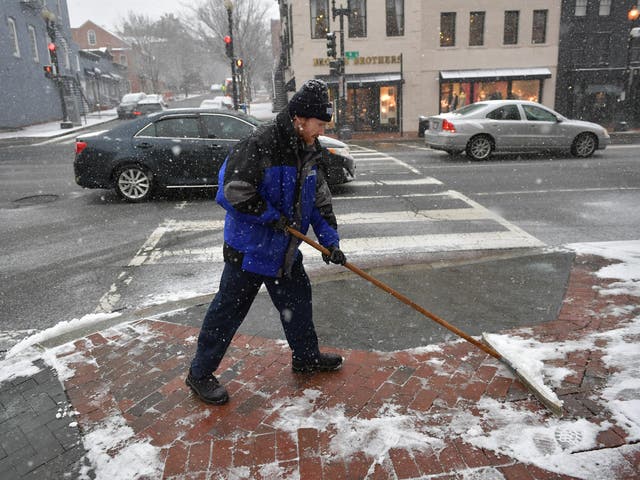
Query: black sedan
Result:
<box><xmin>74</xmin><ymin>108</ymin><xmax>356</xmax><ymax>202</ymax></box>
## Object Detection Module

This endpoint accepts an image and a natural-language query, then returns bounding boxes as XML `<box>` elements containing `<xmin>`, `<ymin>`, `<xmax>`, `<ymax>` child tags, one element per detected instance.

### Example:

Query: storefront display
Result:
<box><xmin>438</xmin><ymin>68</ymin><xmax>551</xmax><ymax>113</ymax></box>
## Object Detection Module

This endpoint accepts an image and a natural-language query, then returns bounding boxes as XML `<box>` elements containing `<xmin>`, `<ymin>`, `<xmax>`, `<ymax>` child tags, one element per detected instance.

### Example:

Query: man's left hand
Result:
<box><xmin>322</xmin><ymin>246</ymin><xmax>346</xmax><ymax>265</ymax></box>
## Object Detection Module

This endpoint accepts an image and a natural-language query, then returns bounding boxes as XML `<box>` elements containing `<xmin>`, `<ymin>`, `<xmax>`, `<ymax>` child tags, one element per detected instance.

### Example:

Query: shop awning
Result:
<box><xmin>318</xmin><ymin>72</ymin><xmax>402</xmax><ymax>85</ymax></box>
<box><xmin>440</xmin><ymin>67</ymin><xmax>552</xmax><ymax>82</ymax></box>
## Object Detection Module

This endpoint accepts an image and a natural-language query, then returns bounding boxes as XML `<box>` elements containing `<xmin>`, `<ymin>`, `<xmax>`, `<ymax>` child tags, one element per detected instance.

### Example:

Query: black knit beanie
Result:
<box><xmin>288</xmin><ymin>79</ymin><xmax>333</xmax><ymax>122</ymax></box>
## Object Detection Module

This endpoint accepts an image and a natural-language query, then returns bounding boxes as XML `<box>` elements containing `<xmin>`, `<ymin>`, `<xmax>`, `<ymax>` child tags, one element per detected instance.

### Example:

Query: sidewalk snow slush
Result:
<box><xmin>286</xmin><ymin>226</ymin><xmax>563</xmax><ymax>417</ymax></box>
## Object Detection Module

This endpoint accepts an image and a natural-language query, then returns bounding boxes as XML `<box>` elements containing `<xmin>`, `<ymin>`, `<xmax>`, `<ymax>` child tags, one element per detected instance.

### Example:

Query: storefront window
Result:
<box><xmin>440</xmin><ymin>82</ymin><xmax>471</xmax><ymax>112</ymax></box>
<box><xmin>475</xmin><ymin>81</ymin><xmax>508</xmax><ymax>102</ymax></box>
<box><xmin>379</xmin><ymin>86</ymin><xmax>398</xmax><ymax>127</ymax></box>
<box><xmin>510</xmin><ymin>80</ymin><xmax>539</xmax><ymax>102</ymax></box>
<box><xmin>439</xmin><ymin>79</ymin><xmax>543</xmax><ymax>112</ymax></box>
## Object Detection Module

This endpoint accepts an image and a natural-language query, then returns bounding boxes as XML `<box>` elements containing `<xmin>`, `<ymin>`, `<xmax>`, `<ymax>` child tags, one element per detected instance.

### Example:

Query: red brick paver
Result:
<box><xmin>56</xmin><ymin>255</ymin><xmax>639</xmax><ymax>479</ymax></box>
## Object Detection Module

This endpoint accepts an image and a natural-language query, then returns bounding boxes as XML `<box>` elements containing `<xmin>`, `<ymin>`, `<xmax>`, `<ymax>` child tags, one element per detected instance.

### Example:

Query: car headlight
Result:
<box><xmin>327</xmin><ymin>147</ymin><xmax>350</xmax><ymax>158</ymax></box>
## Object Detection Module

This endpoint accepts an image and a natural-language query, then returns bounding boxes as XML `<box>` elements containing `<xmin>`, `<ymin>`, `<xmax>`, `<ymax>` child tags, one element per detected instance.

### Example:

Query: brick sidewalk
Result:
<box><xmin>46</xmin><ymin>254</ymin><xmax>639</xmax><ymax>479</ymax></box>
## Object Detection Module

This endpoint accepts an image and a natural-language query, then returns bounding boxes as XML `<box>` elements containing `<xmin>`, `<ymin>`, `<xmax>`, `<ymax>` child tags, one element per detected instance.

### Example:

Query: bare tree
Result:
<box><xmin>188</xmin><ymin>0</ymin><xmax>273</xmax><ymax>96</ymax></box>
<box><xmin>119</xmin><ymin>12</ymin><xmax>220</xmax><ymax>94</ymax></box>
<box><xmin>118</xmin><ymin>13</ymin><xmax>161</xmax><ymax>92</ymax></box>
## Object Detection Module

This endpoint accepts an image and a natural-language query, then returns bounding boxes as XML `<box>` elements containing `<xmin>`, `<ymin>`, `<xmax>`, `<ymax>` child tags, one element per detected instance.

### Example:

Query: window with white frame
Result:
<box><xmin>386</xmin><ymin>0</ymin><xmax>404</xmax><ymax>36</ymax></box>
<box><xmin>310</xmin><ymin>0</ymin><xmax>329</xmax><ymax>39</ymax></box>
<box><xmin>64</xmin><ymin>44</ymin><xmax>70</xmax><ymax>69</ymax></box>
<box><xmin>7</xmin><ymin>17</ymin><xmax>20</xmax><ymax>57</ymax></box>
<box><xmin>469</xmin><ymin>11</ymin><xmax>485</xmax><ymax>46</ymax></box>
<box><xmin>503</xmin><ymin>10</ymin><xmax>519</xmax><ymax>45</ymax></box>
<box><xmin>348</xmin><ymin>0</ymin><xmax>367</xmax><ymax>38</ymax></box>
<box><xmin>532</xmin><ymin>10</ymin><xmax>548</xmax><ymax>44</ymax></box>
<box><xmin>88</xmin><ymin>29</ymin><xmax>97</xmax><ymax>45</ymax></box>
<box><xmin>599</xmin><ymin>0</ymin><xmax>611</xmax><ymax>16</ymax></box>
<box><xmin>28</xmin><ymin>25</ymin><xmax>39</xmax><ymax>62</ymax></box>
<box><xmin>120</xmin><ymin>54</ymin><xmax>128</xmax><ymax>66</ymax></box>
<box><xmin>440</xmin><ymin>12</ymin><xmax>456</xmax><ymax>47</ymax></box>
<box><xmin>575</xmin><ymin>0</ymin><xmax>587</xmax><ymax>16</ymax></box>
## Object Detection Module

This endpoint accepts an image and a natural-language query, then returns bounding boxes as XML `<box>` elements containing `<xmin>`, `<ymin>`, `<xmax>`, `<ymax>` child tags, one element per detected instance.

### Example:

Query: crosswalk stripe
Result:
<box><xmin>348</xmin><ymin>178</ymin><xmax>442</xmax><ymax>187</ymax></box>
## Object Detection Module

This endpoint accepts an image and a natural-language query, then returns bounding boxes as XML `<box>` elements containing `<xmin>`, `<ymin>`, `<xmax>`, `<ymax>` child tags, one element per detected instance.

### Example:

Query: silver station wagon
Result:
<box><xmin>424</xmin><ymin>100</ymin><xmax>610</xmax><ymax>160</ymax></box>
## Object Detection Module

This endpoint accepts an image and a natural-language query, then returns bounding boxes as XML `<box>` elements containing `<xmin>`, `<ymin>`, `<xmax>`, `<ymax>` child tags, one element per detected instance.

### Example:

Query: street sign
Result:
<box><xmin>345</xmin><ymin>51</ymin><xmax>359</xmax><ymax>59</ymax></box>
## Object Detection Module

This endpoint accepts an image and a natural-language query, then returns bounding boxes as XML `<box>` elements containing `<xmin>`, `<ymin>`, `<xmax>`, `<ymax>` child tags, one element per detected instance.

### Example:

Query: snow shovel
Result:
<box><xmin>286</xmin><ymin>226</ymin><xmax>563</xmax><ymax>417</ymax></box>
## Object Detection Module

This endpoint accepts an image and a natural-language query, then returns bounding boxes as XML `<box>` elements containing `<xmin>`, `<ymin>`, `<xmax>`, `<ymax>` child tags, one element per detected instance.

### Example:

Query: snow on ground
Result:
<box><xmin>0</xmin><ymin>240</ymin><xmax>638</xmax><ymax>478</ymax></box>
<box><xmin>570</xmin><ymin>240</ymin><xmax>640</xmax><ymax>297</ymax></box>
<box><xmin>0</xmin><ymin>109</ymin><xmax>118</xmax><ymax>139</ymax></box>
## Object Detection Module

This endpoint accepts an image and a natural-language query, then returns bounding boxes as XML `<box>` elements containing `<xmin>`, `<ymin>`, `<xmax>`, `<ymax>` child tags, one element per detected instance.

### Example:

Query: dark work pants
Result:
<box><xmin>190</xmin><ymin>254</ymin><xmax>320</xmax><ymax>378</ymax></box>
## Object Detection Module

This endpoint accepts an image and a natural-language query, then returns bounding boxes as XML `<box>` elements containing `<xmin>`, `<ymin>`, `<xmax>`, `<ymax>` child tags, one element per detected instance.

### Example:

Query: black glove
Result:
<box><xmin>270</xmin><ymin>214</ymin><xmax>291</xmax><ymax>233</ymax></box>
<box><xmin>322</xmin><ymin>246</ymin><xmax>346</xmax><ymax>265</ymax></box>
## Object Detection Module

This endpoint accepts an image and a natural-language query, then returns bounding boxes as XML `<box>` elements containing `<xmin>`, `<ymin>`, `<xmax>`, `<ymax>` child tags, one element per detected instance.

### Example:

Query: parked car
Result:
<box><xmin>423</xmin><ymin>100</ymin><xmax>610</xmax><ymax>160</ymax></box>
<box><xmin>133</xmin><ymin>96</ymin><xmax>168</xmax><ymax>116</ymax></box>
<box><xmin>199</xmin><ymin>96</ymin><xmax>233</xmax><ymax>110</ymax></box>
<box><xmin>74</xmin><ymin>108</ymin><xmax>356</xmax><ymax>202</ymax></box>
<box><xmin>117</xmin><ymin>92</ymin><xmax>147</xmax><ymax>119</ymax></box>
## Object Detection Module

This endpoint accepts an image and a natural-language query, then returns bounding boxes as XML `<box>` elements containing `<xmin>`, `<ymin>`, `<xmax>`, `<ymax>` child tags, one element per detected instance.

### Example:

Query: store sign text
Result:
<box><xmin>313</xmin><ymin>55</ymin><xmax>401</xmax><ymax>67</ymax></box>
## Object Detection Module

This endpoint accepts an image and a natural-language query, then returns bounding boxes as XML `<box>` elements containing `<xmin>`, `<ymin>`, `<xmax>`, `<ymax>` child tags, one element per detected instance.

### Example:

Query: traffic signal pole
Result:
<box><xmin>45</xmin><ymin>18</ymin><xmax>72</xmax><ymax>129</ymax></box>
<box><xmin>224</xmin><ymin>1</ymin><xmax>239</xmax><ymax>110</ymax></box>
<box><xmin>331</xmin><ymin>1</ymin><xmax>351</xmax><ymax>139</ymax></box>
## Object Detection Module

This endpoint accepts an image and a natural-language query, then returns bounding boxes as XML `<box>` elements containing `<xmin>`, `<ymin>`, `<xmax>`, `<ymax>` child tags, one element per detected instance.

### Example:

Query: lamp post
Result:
<box><xmin>625</xmin><ymin>7</ymin><xmax>640</xmax><ymax>128</ymax></box>
<box><xmin>224</xmin><ymin>0</ymin><xmax>239</xmax><ymax>110</ymax></box>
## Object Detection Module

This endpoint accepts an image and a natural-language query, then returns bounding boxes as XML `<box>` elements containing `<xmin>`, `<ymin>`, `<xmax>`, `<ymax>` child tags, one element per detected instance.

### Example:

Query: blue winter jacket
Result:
<box><xmin>216</xmin><ymin>109</ymin><xmax>340</xmax><ymax>277</ymax></box>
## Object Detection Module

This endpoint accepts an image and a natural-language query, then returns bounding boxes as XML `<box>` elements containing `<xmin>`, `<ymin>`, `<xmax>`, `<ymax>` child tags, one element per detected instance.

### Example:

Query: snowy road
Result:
<box><xmin>92</xmin><ymin>145</ymin><xmax>544</xmax><ymax>314</ymax></box>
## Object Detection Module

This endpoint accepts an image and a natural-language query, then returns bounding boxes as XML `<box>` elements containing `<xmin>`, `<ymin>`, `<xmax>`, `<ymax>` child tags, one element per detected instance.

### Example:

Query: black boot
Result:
<box><xmin>292</xmin><ymin>352</ymin><xmax>343</xmax><ymax>373</ymax></box>
<box><xmin>185</xmin><ymin>370</ymin><xmax>229</xmax><ymax>405</ymax></box>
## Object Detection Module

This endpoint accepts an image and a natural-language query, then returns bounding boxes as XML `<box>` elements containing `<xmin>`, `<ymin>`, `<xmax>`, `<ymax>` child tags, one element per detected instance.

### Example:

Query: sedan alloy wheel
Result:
<box><xmin>571</xmin><ymin>133</ymin><xmax>597</xmax><ymax>158</ymax></box>
<box><xmin>116</xmin><ymin>166</ymin><xmax>153</xmax><ymax>202</ymax></box>
<box><xmin>466</xmin><ymin>135</ymin><xmax>494</xmax><ymax>161</ymax></box>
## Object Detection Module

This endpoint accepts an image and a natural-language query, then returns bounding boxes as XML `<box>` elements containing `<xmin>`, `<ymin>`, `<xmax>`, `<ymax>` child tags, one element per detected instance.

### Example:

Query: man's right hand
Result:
<box><xmin>270</xmin><ymin>214</ymin><xmax>291</xmax><ymax>233</ymax></box>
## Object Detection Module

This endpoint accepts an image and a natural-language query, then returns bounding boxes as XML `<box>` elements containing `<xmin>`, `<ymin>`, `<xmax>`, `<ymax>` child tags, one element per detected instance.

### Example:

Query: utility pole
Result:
<box><xmin>331</xmin><ymin>0</ymin><xmax>351</xmax><ymax>139</ymax></box>
<box><xmin>224</xmin><ymin>0</ymin><xmax>239</xmax><ymax>110</ymax></box>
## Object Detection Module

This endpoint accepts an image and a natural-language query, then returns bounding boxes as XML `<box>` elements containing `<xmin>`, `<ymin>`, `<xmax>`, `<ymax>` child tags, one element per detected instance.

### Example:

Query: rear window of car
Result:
<box><xmin>451</xmin><ymin>103</ymin><xmax>486</xmax><ymax>116</ymax></box>
<box><xmin>121</xmin><ymin>93</ymin><xmax>142</xmax><ymax>102</ymax></box>
<box><xmin>137</xmin><ymin>103</ymin><xmax>162</xmax><ymax>114</ymax></box>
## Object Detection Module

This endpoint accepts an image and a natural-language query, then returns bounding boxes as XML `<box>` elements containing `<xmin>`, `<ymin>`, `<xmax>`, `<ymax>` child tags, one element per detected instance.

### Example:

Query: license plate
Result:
<box><xmin>429</xmin><ymin>119</ymin><xmax>441</xmax><ymax>131</ymax></box>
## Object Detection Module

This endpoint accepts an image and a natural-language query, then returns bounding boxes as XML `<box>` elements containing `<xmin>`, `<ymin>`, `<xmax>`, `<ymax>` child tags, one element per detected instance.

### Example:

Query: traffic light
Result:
<box><xmin>329</xmin><ymin>59</ymin><xmax>343</xmax><ymax>76</ymax></box>
<box><xmin>224</xmin><ymin>35</ymin><xmax>233</xmax><ymax>58</ymax></box>
<box><xmin>326</xmin><ymin>32</ymin><xmax>336</xmax><ymax>58</ymax></box>
<box><xmin>235</xmin><ymin>58</ymin><xmax>244</xmax><ymax>71</ymax></box>
<box><xmin>43</xmin><ymin>65</ymin><xmax>54</xmax><ymax>78</ymax></box>
<box><xmin>48</xmin><ymin>42</ymin><xmax>58</xmax><ymax>65</ymax></box>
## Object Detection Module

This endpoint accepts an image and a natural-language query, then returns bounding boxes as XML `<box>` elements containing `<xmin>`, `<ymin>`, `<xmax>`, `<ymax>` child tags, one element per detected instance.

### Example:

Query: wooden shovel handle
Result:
<box><xmin>286</xmin><ymin>226</ymin><xmax>502</xmax><ymax>360</ymax></box>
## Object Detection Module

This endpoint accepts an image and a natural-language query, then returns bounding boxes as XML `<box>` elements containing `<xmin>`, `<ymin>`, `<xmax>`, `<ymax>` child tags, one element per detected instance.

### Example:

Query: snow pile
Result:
<box><xmin>270</xmin><ymin>389</ymin><xmax>443</xmax><ymax>474</ymax></box>
<box><xmin>77</xmin><ymin>415</ymin><xmax>163</xmax><ymax>480</ymax></box>
<box><xmin>594</xmin><ymin>319</ymin><xmax>640</xmax><ymax>441</ymax></box>
<box><xmin>6</xmin><ymin>312</ymin><xmax>121</xmax><ymax>358</ymax></box>
<box><xmin>570</xmin><ymin>240</ymin><xmax>640</xmax><ymax>296</ymax></box>
<box><xmin>461</xmin><ymin>399</ymin><xmax>617</xmax><ymax>479</ymax></box>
